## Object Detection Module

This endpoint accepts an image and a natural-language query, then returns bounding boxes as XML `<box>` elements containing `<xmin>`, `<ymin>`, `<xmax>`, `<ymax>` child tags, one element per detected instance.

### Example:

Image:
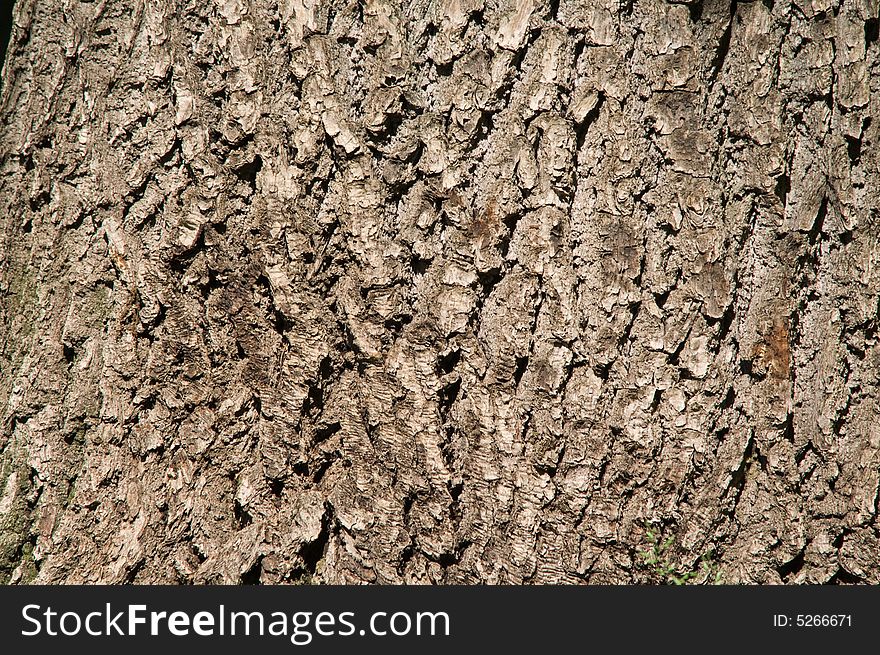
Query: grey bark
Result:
<box><xmin>1</xmin><ymin>0</ymin><xmax>879</xmax><ymax>584</ymax></box>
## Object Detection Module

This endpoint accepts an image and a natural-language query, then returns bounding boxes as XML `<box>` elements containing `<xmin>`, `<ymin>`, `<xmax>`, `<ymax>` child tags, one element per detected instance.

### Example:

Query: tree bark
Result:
<box><xmin>1</xmin><ymin>0</ymin><xmax>879</xmax><ymax>584</ymax></box>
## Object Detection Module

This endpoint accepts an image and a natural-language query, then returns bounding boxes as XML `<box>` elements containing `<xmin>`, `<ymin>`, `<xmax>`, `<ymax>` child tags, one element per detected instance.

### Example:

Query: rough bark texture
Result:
<box><xmin>1</xmin><ymin>0</ymin><xmax>879</xmax><ymax>585</ymax></box>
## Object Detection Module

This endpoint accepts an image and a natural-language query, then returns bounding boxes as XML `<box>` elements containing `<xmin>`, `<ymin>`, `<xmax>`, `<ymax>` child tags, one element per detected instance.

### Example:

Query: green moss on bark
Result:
<box><xmin>0</xmin><ymin>456</ymin><xmax>35</xmax><ymax>584</ymax></box>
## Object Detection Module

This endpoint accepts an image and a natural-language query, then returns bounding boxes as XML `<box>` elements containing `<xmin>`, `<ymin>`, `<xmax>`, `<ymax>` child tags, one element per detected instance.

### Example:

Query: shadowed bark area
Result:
<box><xmin>1</xmin><ymin>0</ymin><xmax>879</xmax><ymax>584</ymax></box>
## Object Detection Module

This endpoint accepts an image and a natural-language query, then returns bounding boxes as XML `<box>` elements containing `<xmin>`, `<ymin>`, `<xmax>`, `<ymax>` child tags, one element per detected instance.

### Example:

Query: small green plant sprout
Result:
<box><xmin>697</xmin><ymin>550</ymin><xmax>724</xmax><ymax>585</ymax></box>
<box><xmin>639</xmin><ymin>528</ymin><xmax>722</xmax><ymax>585</ymax></box>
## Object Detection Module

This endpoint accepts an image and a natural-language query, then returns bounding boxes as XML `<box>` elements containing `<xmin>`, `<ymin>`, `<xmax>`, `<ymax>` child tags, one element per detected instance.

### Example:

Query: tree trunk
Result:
<box><xmin>1</xmin><ymin>0</ymin><xmax>878</xmax><ymax>584</ymax></box>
